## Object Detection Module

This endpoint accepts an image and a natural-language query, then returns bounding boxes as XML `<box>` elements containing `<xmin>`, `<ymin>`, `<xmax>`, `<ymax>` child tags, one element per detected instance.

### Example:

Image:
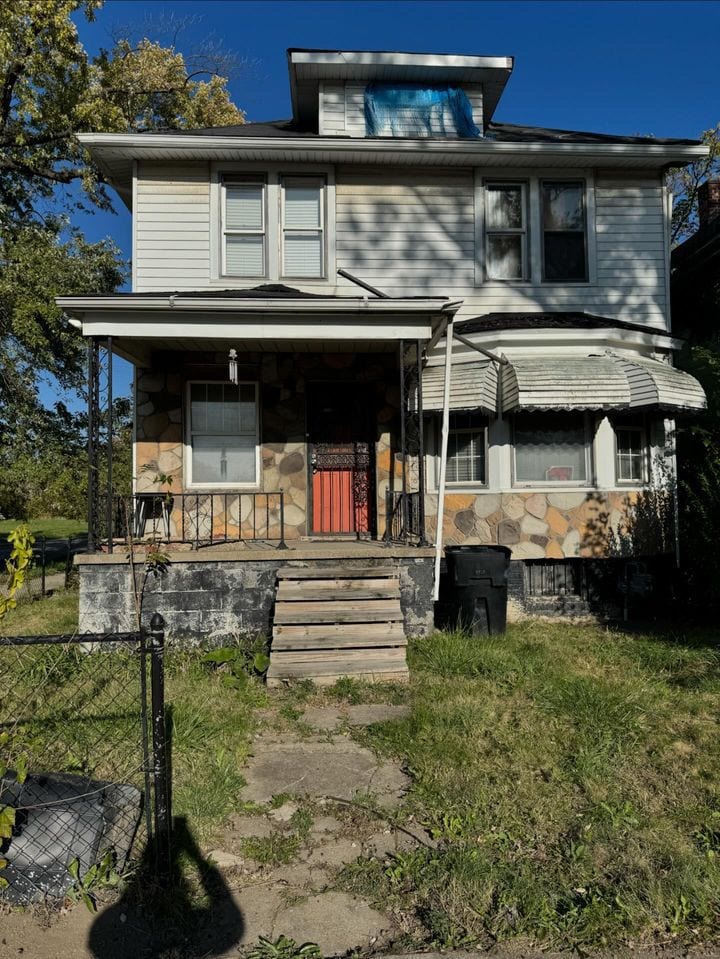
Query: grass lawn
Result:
<box><xmin>0</xmin><ymin>517</ymin><xmax>87</xmax><ymax>539</ymax></box>
<box><xmin>0</xmin><ymin>589</ymin><xmax>261</xmax><ymax>842</ymax></box>
<box><xmin>343</xmin><ymin>622</ymin><xmax>720</xmax><ymax>949</ymax></box>
<box><xmin>2</xmin><ymin>589</ymin><xmax>719</xmax><ymax>948</ymax></box>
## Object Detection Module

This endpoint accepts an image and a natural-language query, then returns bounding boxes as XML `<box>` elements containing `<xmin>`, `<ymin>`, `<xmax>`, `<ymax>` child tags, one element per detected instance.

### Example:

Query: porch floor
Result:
<box><xmin>78</xmin><ymin>540</ymin><xmax>436</xmax><ymax>566</ymax></box>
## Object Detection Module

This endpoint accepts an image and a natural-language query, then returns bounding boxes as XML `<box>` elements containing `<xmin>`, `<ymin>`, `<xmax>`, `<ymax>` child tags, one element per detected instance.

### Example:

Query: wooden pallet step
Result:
<box><xmin>274</xmin><ymin>601</ymin><xmax>403</xmax><ymax>626</ymax></box>
<box><xmin>269</xmin><ymin>647</ymin><xmax>407</xmax><ymax>666</ymax></box>
<box><xmin>276</xmin><ymin>584</ymin><xmax>401</xmax><ymax>602</ymax></box>
<box><xmin>276</xmin><ymin>566</ymin><xmax>398</xmax><ymax>581</ymax></box>
<box><xmin>272</xmin><ymin>632</ymin><xmax>407</xmax><ymax>651</ymax></box>
<box><xmin>274</xmin><ymin>622</ymin><xmax>406</xmax><ymax>642</ymax></box>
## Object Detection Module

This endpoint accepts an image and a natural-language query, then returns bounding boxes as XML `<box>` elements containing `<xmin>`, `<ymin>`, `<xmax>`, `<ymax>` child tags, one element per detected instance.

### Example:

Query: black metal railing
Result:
<box><xmin>111</xmin><ymin>491</ymin><xmax>287</xmax><ymax>550</ymax></box>
<box><xmin>0</xmin><ymin>615</ymin><xmax>171</xmax><ymax>903</ymax></box>
<box><xmin>384</xmin><ymin>490</ymin><xmax>424</xmax><ymax>545</ymax></box>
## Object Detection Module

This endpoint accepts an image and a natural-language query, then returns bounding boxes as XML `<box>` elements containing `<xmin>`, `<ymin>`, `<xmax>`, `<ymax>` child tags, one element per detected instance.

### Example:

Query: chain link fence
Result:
<box><xmin>0</xmin><ymin>619</ymin><xmax>169</xmax><ymax>903</ymax></box>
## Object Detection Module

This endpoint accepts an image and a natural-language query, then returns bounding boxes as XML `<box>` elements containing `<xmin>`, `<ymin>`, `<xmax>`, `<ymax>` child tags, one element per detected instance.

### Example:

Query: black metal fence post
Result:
<box><xmin>40</xmin><ymin>536</ymin><xmax>46</xmax><ymax>598</ymax></box>
<box><xmin>277</xmin><ymin>490</ymin><xmax>288</xmax><ymax>549</ymax></box>
<box><xmin>149</xmin><ymin>613</ymin><xmax>171</xmax><ymax>877</ymax></box>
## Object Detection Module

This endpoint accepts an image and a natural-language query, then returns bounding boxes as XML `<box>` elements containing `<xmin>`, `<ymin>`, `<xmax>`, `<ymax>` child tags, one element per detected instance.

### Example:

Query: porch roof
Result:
<box><xmin>57</xmin><ymin>287</ymin><xmax>459</xmax><ymax>366</ymax></box>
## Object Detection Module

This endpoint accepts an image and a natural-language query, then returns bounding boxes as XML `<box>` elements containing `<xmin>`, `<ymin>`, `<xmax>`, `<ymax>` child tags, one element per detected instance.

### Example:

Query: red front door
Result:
<box><xmin>308</xmin><ymin>385</ymin><xmax>373</xmax><ymax>536</ymax></box>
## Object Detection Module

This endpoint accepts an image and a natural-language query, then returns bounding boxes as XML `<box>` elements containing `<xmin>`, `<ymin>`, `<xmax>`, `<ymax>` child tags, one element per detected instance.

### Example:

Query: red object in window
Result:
<box><xmin>545</xmin><ymin>465</ymin><xmax>574</xmax><ymax>482</ymax></box>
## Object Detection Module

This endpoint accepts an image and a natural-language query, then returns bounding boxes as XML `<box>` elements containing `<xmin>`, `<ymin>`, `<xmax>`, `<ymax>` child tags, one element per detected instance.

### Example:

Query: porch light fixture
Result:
<box><xmin>228</xmin><ymin>348</ymin><xmax>238</xmax><ymax>385</ymax></box>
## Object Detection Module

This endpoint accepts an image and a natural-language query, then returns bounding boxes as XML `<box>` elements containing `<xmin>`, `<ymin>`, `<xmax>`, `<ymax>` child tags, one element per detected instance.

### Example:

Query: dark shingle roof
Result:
<box><xmin>455</xmin><ymin>312</ymin><xmax>672</xmax><ymax>337</ymax></box>
<box><xmin>148</xmin><ymin>118</ymin><xmax>699</xmax><ymax>147</ymax></box>
<box><xmin>77</xmin><ymin>284</ymin><xmax>447</xmax><ymax>302</ymax></box>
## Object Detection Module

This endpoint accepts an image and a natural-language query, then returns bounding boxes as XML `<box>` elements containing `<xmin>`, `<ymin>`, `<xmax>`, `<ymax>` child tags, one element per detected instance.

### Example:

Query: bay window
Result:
<box><xmin>614</xmin><ymin>422</ymin><xmax>648</xmax><ymax>484</ymax></box>
<box><xmin>188</xmin><ymin>382</ymin><xmax>258</xmax><ymax>487</ymax></box>
<box><xmin>447</xmin><ymin>413</ymin><xmax>487</xmax><ymax>484</ymax></box>
<box><xmin>514</xmin><ymin>412</ymin><xmax>591</xmax><ymax>485</ymax></box>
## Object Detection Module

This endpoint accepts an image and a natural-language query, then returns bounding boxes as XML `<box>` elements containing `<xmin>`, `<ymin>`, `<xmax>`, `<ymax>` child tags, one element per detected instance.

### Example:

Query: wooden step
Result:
<box><xmin>272</xmin><ymin>631</ymin><xmax>407</xmax><ymax>656</ymax></box>
<box><xmin>276</xmin><ymin>566</ymin><xmax>398</xmax><ymax>580</ymax></box>
<box><xmin>274</xmin><ymin>622</ymin><xmax>406</xmax><ymax>641</ymax></box>
<box><xmin>269</xmin><ymin>647</ymin><xmax>407</xmax><ymax>666</ymax></box>
<box><xmin>277</xmin><ymin>583</ymin><xmax>401</xmax><ymax>602</ymax></box>
<box><xmin>273</xmin><ymin>599</ymin><xmax>403</xmax><ymax>625</ymax></box>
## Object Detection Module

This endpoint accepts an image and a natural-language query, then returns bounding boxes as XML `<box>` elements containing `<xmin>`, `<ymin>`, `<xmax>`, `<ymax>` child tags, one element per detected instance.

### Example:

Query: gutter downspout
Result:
<box><xmin>433</xmin><ymin>317</ymin><xmax>455</xmax><ymax>601</ymax></box>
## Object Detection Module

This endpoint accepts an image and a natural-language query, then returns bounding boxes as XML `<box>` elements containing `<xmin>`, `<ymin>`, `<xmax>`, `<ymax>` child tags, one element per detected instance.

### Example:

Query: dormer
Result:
<box><xmin>288</xmin><ymin>49</ymin><xmax>514</xmax><ymax>138</ymax></box>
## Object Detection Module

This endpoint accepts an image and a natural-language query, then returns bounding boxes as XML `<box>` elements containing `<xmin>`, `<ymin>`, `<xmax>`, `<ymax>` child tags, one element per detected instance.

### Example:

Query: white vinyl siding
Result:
<box><xmin>335</xmin><ymin>167</ymin><xmax>668</xmax><ymax>327</ymax></box>
<box><xmin>281</xmin><ymin>177</ymin><xmax>325</xmax><ymax>277</ymax></box>
<box><xmin>134</xmin><ymin>161</ymin><xmax>210</xmax><ymax>291</ymax></box>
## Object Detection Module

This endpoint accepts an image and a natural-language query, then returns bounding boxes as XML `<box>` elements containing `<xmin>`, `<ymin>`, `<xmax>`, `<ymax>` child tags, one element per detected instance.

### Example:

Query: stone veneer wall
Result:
<box><xmin>77</xmin><ymin>556</ymin><xmax>435</xmax><ymax>642</ymax></box>
<box><xmin>134</xmin><ymin>352</ymin><xmax>401</xmax><ymax>541</ymax></box>
<box><xmin>425</xmin><ymin>488</ymin><xmax>672</xmax><ymax>560</ymax></box>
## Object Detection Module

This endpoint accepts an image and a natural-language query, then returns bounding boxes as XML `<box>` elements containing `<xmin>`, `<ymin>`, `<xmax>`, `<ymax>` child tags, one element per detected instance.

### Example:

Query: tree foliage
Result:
<box><xmin>668</xmin><ymin>124</ymin><xmax>720</xmax><ymax>245</ymax></box>
<box><xmin>0</xmin><ymin>1</ymin><xmax>244</xmax><ymax>516</ymax></box>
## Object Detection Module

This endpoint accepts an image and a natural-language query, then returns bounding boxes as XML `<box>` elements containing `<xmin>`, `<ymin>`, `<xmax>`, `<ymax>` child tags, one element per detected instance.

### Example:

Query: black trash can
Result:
<box><xmin>443</xmin><ymin>545</ymin><xmax>511</xmax><ymax>635</ymax></box>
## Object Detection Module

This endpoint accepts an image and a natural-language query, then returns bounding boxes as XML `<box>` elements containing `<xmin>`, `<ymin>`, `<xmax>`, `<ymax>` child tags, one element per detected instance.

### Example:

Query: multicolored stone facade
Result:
<box><xmin>134</xmin><ymin>351</ymin><xmax>399</xmax><ymax>541</ymax></box>
<box><xmin>134</xmin><ymin>352</ymin><xmax>670</xmax><ymax>558</ymax></box>
<box><xmin>425</xmin><ymin>488</ymin><xmax>673</xmax><ymax>559</ymax></box>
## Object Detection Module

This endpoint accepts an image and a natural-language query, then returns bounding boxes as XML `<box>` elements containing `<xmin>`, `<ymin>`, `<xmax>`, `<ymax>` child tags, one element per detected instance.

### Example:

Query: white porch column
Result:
<box><xmin>433</xmin><ymin>318</ymin><xmax>455</xmax><ymax>601</ymax></box>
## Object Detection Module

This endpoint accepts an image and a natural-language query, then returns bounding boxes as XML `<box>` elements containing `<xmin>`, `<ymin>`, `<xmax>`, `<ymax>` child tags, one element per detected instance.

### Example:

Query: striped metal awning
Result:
<box><xmin>421</xmin><ymin>359</ymin><xmax>498</xmax><ymax>413</ymax></box>
<box><xmin>422</xmin><ymin>352</ymin><xmax>705</xmax><ymax>415</ymax></box>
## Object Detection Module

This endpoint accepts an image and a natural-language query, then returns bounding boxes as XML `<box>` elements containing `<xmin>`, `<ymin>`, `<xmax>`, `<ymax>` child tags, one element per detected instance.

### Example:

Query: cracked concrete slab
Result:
<box><xmin>241</xmin><ymin>741</ymin><xmax>409</xmax><ymax>805</ymax></box>
<box><xmin>301</xmin><ymin>704</ymin><xmax>410</xmax><ymax>731</ymax></box>
<box><xmin>271</xmin><ymin>891</ymin><xmax>397</xmax><ymax>955</ymax></box>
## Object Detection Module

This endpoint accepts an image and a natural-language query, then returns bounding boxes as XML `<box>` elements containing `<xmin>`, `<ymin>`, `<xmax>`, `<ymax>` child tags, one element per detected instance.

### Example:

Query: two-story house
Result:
<box><xmin>59</xmin><ymin>49</ymin><xmax>707</xmax><ymax>682</ymax></box>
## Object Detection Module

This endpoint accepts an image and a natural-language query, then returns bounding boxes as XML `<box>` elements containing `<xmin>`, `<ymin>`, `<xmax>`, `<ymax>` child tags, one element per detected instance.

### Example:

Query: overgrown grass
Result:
<box><xmin>0</xmin><ymin>517</ymin><xmax>87</xmax><ymax>539</ymax></box>
<box><xmin>0</xmin><ymin>587</ymin><xmax>79</xmax><ymax>635</ymax></box>
<box><xmin>0</xmin><ymin>590</ymin><xmax>263</xmax><ymax>842</ymax></box>
<box><xmin>344</xmin><ymin>621</ymin><xmax>720</xmax><ymax>949</ymax></box>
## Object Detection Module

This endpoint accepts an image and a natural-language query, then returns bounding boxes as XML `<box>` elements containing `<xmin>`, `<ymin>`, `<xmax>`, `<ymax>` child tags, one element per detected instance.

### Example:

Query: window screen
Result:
<box><xmin>282</xmin><ymin>177</ymin><xmax>324</xmax><ymax>277</ymax></box>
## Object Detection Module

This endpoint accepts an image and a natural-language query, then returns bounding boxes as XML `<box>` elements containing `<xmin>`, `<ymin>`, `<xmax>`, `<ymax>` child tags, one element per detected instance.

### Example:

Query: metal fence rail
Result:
<box><xmin>384</xmin><ymin>490</ymin><xmax>424</xmax><ymax>545</ymax></box>
<box><xmin>111</xmin><ymin>492</ymin><xmax>287</xmax><ymax>551</ymax></box>
<box><xmin>0</xmin><ymin>617</ymin><xmax>169</xmax><ymax>903</ymax></box>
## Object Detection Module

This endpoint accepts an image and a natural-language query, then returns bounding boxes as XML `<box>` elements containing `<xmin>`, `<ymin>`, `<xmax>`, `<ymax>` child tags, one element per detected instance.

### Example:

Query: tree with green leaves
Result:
<box><xmin>0</xmin><ymin>0</ymin><xmax>244</xmax><ymax>516</ymax></box>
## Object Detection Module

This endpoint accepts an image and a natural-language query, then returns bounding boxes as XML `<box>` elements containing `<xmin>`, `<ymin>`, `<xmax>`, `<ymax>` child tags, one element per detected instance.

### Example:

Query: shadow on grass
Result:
<box><xmin>87</xmin><ymin>816</ymin><xmax>244</xmax><ymax>959</ymax></box>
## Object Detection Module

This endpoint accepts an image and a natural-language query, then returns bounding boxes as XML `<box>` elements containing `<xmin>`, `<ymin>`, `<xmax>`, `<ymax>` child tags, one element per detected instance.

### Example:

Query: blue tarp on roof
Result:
<box><xmin>364</xmin><ymin>82</ymin><xmax>481</xmax><ymax>138</ymax></box>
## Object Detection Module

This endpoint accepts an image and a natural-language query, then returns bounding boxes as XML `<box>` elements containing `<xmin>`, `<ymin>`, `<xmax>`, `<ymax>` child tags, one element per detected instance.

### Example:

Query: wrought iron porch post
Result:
<box><xmin>87</xmin><ymin>338</ymin><xmax>101</xmax><ymax>552</ymax></box>
<box><xmin>416</xmin><ymin>339</ymin><xmax>427</xmax><ymax>546</ymax></box>
<box><xmin>106</xmin><ymin>337</ymin><xmax>113</xmax><ymax>554</ymax></box>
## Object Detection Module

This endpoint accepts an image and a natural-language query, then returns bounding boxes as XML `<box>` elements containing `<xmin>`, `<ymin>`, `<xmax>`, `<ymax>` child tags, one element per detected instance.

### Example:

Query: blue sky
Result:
<box><xmin>49</xmin><ymin>0</ymin><xmax>720</xmax><ymax>408</ymax></box>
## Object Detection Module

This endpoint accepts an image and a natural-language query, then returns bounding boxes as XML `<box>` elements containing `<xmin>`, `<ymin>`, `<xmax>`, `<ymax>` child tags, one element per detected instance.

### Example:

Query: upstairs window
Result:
<box><xmin>447</xmin><ymin>413</ymin><xmax>487</xmax><ymax>484</ymax></box>
<box><xmin>222</xmin><ymin>178</ymin><xmax>266</xmax><ymax>277</ymax></box>
<box><xmin>485</xmin><ymin>182</ymin><xmax>528</xmax><ymax>281</ymax></box>
<box><xmin>542</xmin><ymin>180</ymin><xmax>587</xmax><ymax>281</ymax></box>
<box><xmin>281</xmin><ymin>177</ymin><xmax>325</xmax><ymax>278</ymax></box>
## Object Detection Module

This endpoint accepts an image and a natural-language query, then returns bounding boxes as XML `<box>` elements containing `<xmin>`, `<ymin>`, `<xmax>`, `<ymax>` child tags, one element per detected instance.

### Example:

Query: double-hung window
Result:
<box><xmin>188</xmin><ymin>382</ymin><xmax>258</xmax><ymax>487</ymax></box>
<box><xmin>541</xmin><ymin>180</ymin><xmax>588</xmax><ymax>281</ymax></box>
<box><xmin>514</xmin><ymin>412</ymin><xmax>591</xmax><ymax>485</ymax></box>
<box><xmin>223</xmin><ymin>178</ymin><xmax>266</xmax><ymax>277</ymax></box>
<box><xmin>281</xmin><ymin>176</ymin><xmax>325</xmax><ymax>278</ymax></box>
<box><xmin>484</xmin><ymin>182</ymin><xmax>528</xmax><ymax>281</ymax></box>
<box><xmin>447</xmin><ymin>413</ymin><xmax>488</xmax><ymax>484</ymax></box>
<box><xmin>614</xmin><ymin>422</ymin><xmax>648</xmax><ymax>485</ymax></box>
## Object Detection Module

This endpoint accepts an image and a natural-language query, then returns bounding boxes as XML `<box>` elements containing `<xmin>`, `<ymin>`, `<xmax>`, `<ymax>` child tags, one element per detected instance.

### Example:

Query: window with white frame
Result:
<box><xmin>514</xmin><ymin>412</ymin><xmax>590</xmax><ymax>484</ymax></box>
<box><xmin>447</xmin><ymin>412</ymin><xmax>488</xmax><ymax>484</ymax></box>
<box><xmin>485</xmin><ymin>182</ymin><xmax>528</xmax><ymax>281</ymax></box>
<box><xmin>614</xmin><ymin>422</ymin><xmax>648</xmax><ymax>484</ymax></box>
<box><xmin>281</xmin><ymin>176</ymin><xmax>325</xmax><ymax>278</ymax></box>
<box><xmin>188</xmin><ymin>382</ymin><xmax>258</xmax><ymax>486</ymax></box>
<box><xmin>222</xmin><ymin>178</ymin><xmax>266</xmax><ymax>277</ymax></box>
<box><xmin>541</xmin><ymin>180</ymin><xmax>587</xmax><ymax>281</ymax></box>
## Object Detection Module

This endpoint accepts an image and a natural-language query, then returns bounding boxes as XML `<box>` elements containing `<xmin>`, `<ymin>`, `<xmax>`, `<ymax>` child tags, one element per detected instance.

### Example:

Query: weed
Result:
<box><xmin>247</xmin><ymin>935</ymin><xmax>322</xmax><ymax>959</ymax></box>
<box><xmin>242</xmin><ymin>833</ymin><xmax>301</xmax><ymax>867</ymax></box>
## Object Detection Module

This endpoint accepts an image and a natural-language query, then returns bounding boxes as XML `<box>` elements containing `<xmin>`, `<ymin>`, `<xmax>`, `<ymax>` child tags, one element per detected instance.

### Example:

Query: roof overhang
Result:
<box><xmin>287</xmin><ymin>48</ymin><xmax>514</xmax><ymax>129</ymax></box>
<box><xmin>56</xmin><ymin>294</ymin><xmax>459</xmax><ymax>366</ymax></box>
<box><xmin>78</xmin><ymin>132</ymin><xmax>708</xmax><ymax>209</ymax></box>
<box><xmin>427</xmin><ymin>324</ymin><xmax>684</xmax><ymax>355</ymax></box>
